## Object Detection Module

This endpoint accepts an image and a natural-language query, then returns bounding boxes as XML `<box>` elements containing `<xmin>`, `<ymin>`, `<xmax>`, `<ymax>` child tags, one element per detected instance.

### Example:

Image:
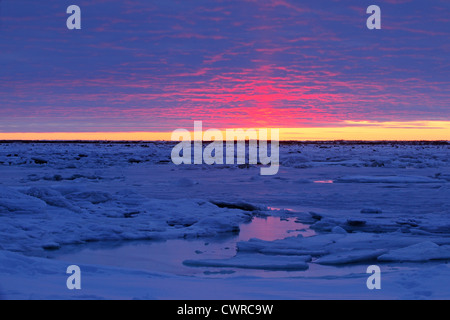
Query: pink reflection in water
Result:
<box><xmin>238</xmin><ymin>217</ymin><xmax>311</xmax><ymax>241</ymax></box>
<box><xmin>314</xmin><ymin>180</ymin><xmax>334</xmax><ymax>184</ymax></box>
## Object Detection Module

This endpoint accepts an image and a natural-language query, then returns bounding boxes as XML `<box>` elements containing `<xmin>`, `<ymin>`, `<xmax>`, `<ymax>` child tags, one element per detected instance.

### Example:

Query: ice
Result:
<box><xmin>209</xmin><ymin>200</ymin><xmax>263</xmax><ymax>212</ymax></box>
<box><xmin>237</xmin><ymin>234</ymin><xmax>345</xmax><ymax>255</ymax></box>
<box><xmin>378</xmin><ymin>242</ymin><xmax>450</xmax><ymax>262</ymax></box>
<box><xmin>66</xmin><ymin>191</ymin><xmax>113</xmax><ymax>204</ymax></box>
<box><xmin>0</xmin><ymin>186</ymin><xmax>47</xmax><ymax>215</ymax></box>
<box><xmin>24</xmin><ymin>187</ymin><xmax>83</xmax><ymax>212</ymax></box>
<box><xmin>2</xmin><ymin>247</ymin><xmax>450</xmax><ymax>299</ymax></box>
<box><xmin>310</xmin><ymin>218</ymin><xmax>341</xmax><ymax>232</ymax></box>
<box><xmin>336</xmin><ymin>175</ymin><xmax>443</xmax><ymax>184</ymax></box>
<box><xmin>31</xmin><ymin>158</ymin><xmax>48</xmax><ymax>165</ymax></box>
<box><xmin>195</xmin><ymin>215</ymin><xmax>243</xmax><ymax>235</ymax></box>
<box><xmin>0</xmin><ymin>141</ymin><xmax>449</xmax><ymax>299</ymax></box>
<box><xmin>331</xmin><ymin>226</ymin><xmax>347</xmax><ymax>234</ymax></box>
<box><xmin>175</xmin><ymin>178</ymin><xmax>199</xmax><ymax>187</ymax></box>
<box><xmin>184</xmin><ymin>253</ymin><xmax>310</xmax><ymax>271</ymax></box>
<box><xmin>0</xmin><ymin>184</ymin><xmax>256</xmax><ymax>253</ymax></box>
<box><xmin>236</xmin><ymin>231</ymin><xmax>450</xmax><ymax>265</ymax></box>
<box><xmin>361</xmin><ymin>207</ymin><xmax>383</xmax><ymax>214</ymax></box>
<box><xmin>315</xmin><ymin>249</ymin><xmax>387</xmax><ymax>265</ymax></box>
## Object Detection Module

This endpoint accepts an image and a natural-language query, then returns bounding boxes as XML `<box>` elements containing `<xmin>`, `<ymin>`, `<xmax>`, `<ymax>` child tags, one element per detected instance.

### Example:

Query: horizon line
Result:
<box><xmin>0</xmin><ymin>140</ymin><xmax>448</xmax><ymax>144</ymax></box>
<box><xmin>0</xmin><ymin>121</ymin><xmax>449</xmax><ymax>141</ymax></box>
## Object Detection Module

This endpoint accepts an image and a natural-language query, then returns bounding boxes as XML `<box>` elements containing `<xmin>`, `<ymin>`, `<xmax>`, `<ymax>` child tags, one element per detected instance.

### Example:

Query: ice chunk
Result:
<box><xmin>195</xmin><ymin>216</ymin><xmax>241</xmax><ymax>235</ymax></box>
<box><xmin>315</xmin><ymin>249</ymin><xmax>387</xmax><ymax>265</ymax></box>
<box><xmin>31</xmin><ymin>157</ymin><xmax>48</xmax><ymax>165</ymax></box>
<box><xmin>0</xmin><ymin>186</ymin><xmax>46</xmax><ymax>215</ymax></box>
<box><xmin>259</xmin><ymin>248</ymin><xmax>328</xmax><ymax>256</ymax></box>
<box><xmin>332</xmin><ymin>226</ymin><xmax>347</xmax><ymax>234</ymax></box>
<box><xmin>210</xmin><ymin>200</ymin><xmax>262</xmax><ymax>212</ymax></box>
<box><xmin>378</xmin><ymin>242</ymin><xmax>450</xmax><ymax>262</ymax></box>
<box><xmin>237</xmin><ymin>234</ymin><xmax>344</xmax><ymax>255</ymax></box>
<box><xmin>167</xmin><ymin>217</ymin><xmax>198</xmax><ymax>227</ymax></box>
<box><xmin>24</xmin><ymin>187</ymin><xmax>82</xmax><ymax>212</ymax></box>
<box><xmin>184</xmin><ymin>254</ymin><xmax>310</xmax><ymax>271</ymax></box>
<box><xmin>310</xmin><ymin>218</ymin><xmax>340</xmax><ymax>232</ymax></box>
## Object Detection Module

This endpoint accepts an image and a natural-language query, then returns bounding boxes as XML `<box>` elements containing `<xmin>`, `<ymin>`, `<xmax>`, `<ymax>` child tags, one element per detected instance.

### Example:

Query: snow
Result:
<box><xmin>0</xmin><ymin>141</ymin><xmax>449</xmax><ymax>299</ymax></box>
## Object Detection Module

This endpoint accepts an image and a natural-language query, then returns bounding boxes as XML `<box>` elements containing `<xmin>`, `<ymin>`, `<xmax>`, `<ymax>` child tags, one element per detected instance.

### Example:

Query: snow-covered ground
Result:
<box><xmin>0</xmin><ymin>141</ymin><xmax>449</xmax><ymax>300</ymax></box>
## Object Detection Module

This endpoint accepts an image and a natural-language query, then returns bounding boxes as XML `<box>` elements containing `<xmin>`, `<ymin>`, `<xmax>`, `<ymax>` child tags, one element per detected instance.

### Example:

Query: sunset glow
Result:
<box><xmin>0</xmin><ymin>1</ymin><xmax>448</xmax><ymax>140</ymax></box>
<box><xmin>1</xmin><ymin>121</ymin><xmax>448</xmax><ymax>141</ymax></box>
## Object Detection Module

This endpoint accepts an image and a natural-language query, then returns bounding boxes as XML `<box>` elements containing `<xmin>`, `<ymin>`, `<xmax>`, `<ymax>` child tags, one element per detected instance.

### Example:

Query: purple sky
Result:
<box><xmin>0</xmin><ymin>0</ymin><xmax>449</xmax><ymax>133</ymax></box>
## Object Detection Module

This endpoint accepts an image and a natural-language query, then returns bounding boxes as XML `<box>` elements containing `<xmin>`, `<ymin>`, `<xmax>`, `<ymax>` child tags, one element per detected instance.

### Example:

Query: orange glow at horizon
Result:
<box><xmin>0</xmin><ymin>121</ymin><xmax>448</xmax><ymax>141</ymax></box>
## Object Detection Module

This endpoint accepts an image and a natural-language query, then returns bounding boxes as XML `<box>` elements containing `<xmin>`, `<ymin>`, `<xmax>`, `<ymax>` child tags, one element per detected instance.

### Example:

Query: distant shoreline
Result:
<box><xmin>0</xmin><ymin>140</ymin><xmax>448</xmax><ymax>145</ymax></box>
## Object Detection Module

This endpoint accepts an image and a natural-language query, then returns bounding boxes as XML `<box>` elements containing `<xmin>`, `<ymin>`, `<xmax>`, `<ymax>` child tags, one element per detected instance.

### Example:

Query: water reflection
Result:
<box><xmin>51</xmin><ymin>216</ymin><xmax>315</xmax><ymax>277</ymax></box>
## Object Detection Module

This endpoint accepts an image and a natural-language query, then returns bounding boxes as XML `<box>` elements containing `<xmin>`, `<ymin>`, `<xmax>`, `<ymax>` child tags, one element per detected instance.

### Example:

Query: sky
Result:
<box><xmin>0</xmin><ymin>0</ymin><xmax>449</xmax><ymax>140</ymax></box>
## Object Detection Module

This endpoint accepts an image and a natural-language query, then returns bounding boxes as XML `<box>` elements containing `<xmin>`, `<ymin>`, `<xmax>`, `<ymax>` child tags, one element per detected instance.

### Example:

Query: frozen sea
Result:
<box><xmin>0</xmin><ymin>141</ymin><xmax>449</xmax><ymax>300</ymax></box>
